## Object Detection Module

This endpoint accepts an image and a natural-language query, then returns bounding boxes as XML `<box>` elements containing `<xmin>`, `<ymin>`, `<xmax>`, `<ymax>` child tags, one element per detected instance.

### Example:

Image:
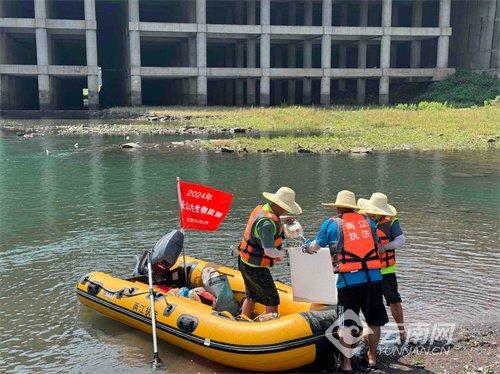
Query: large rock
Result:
<box><xmin>350</xmin><ymin>147</ymin><xmax>373</xmax><ymax>154</ymax></box>
<box><xmin>120</xmin><ymin>142</ymin><xmax>141</xmax><ymax>149</ymax></box>
<box><xmin>297</xmin><ymin>146</ymin><xmax>312</xmax><ymax>154</ymax></box>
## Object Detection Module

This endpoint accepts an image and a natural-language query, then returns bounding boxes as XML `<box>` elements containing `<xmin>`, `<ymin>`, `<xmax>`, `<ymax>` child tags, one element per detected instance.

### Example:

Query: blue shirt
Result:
<box><xmin>314</xmin><ymin>216</ymin><xmax>382</xmax><ymax>289</ymax></box>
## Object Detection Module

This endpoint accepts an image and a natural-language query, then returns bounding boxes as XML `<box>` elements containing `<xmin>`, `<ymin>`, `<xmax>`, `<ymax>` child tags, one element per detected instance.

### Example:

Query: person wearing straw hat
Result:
<box><xmin>358</xmin><ymin>193</ymin><xmax>406</xmax><ymax>343</ymax></box>
<box><xmin>302</xmin><ymin>190</ymin><xmax>388</xmax><ymax>371</ymax></box>
<box><xmin>238</xmin><ymin>187</ymin><xmax>302</xmax><ymax>318</ymax></box>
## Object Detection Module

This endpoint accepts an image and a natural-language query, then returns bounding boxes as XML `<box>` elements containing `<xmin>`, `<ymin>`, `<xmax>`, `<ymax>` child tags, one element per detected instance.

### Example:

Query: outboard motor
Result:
<box><xmin>133</xmin><ymin>230</ymin><xmax>184</xmax><ymax>280</ymax></box>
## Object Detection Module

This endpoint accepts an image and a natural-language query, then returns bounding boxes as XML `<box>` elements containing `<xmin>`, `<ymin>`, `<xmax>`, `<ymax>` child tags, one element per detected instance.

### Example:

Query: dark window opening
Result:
<box><xmin>0</xmin><ymin>0</ymin><xmax>35</xmax><ymax>18</ymax></box>
<box><xmin>141</xmin><ymin>39</ymin><xmax>187</xmax><ymax>67</ymax></box>
<box><xmin>0</xmin><ymin>76</ymin><xmax>39</xmax><ymax>109</ymax></box>
<box><xmin>0</xmin><ymin>33</ymin><xmax>37</xmax><ymax>65</ymax></box>
<box><xmin>142</xmin><ymin>78</ymin><xmax>185</xmax><ymax>105</ymax></box>
<box><xmin>47</xmin><ymin>0</ymin><xmax>85</xmax><ymax>20</ymax></box>
<box><xmin>53</xmin><ymin>77</ymin><xmax>87</xmax><ymax>109</ymax></box>
<box><xmin>139</xmin><ymin>0</ymin><xmax>187</xmax><ymax>23</ymax></box>
<box><xmin>50</xmin><ymin>35</ymin><xmax>87</xmax><ymax>65</ymax></box>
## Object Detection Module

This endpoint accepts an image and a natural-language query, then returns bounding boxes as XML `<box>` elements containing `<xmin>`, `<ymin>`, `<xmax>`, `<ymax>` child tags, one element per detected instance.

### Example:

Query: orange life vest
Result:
<box><xmin>333</xmin><ymin>212</ymin><xmax>380</xmax><ymax>273</ymax></box>
<box><xmin>377</xmin><ymin>216</ymin><xmax>396</xmax><ymax>268</ymax></box>
<box><xmin>238</xmin><ymin>205</ymin><xmax>283</xmax><ymax>267</ymax></box>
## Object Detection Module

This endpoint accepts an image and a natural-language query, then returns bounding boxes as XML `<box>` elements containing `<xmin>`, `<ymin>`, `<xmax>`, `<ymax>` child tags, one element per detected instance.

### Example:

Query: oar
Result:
<box><xmin>146</xmin><ymin>251</ymin><xmax>163</xmax><ymax>369</ymax></box>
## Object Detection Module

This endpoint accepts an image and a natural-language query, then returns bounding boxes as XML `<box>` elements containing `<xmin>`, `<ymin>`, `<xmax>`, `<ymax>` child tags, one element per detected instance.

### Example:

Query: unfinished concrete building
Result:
<box><xmin>0</xmin><ymin>0</ymin><xmax>498</xmax><ymax>111</ymax></box>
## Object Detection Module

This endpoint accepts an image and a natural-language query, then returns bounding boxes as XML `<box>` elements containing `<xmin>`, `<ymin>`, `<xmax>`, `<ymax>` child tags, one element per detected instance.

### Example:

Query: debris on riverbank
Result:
<box><xmin>1</xmin><ymin>105</ymin><xmax>498</xmax><ymax>154</ymax></box>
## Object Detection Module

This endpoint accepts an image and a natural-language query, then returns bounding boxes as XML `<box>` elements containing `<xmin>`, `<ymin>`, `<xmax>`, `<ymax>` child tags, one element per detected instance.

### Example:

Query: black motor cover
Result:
<box><xmin>132</xmin><ymin>230</ymin><xmax>184</xmax><ymax>277</ymax></box>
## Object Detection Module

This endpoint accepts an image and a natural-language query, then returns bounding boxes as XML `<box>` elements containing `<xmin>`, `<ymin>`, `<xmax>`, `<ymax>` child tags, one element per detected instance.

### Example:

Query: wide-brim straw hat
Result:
<box><xmin>358</xmin><ymin>192</ymin><xmax>397</xmax><ymax>217</ymax></box>
<box><xmin>322</xmin><ymin>190</ymin><xmax>359</xmax><ymax>210</ymax></box>
<box><xmin>263</xmin><ymin>187</ymin><xmax>302</xmax><ymax>215</ymax></box>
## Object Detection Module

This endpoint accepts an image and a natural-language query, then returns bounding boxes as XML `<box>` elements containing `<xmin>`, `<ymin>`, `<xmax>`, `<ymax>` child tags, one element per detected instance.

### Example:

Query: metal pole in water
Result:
<box><xmin>147</xmin><ymin>252</ymin><xmax>163</xmax><ymax>369</ymax></box>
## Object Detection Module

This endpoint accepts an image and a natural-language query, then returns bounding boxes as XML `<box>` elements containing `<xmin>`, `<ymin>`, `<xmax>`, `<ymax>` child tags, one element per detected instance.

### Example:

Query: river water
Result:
<box><xmin>0</xmin><ymin>128</ymin><xmax>499</xmax><ymax>373</ymax></box>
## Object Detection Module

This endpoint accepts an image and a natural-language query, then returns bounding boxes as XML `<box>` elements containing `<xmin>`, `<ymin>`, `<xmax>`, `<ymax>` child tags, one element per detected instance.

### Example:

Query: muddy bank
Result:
<box><xmin>349</xmin><ymin>325</ymin><xmax>499</xmax><ymax>374</ymax></box>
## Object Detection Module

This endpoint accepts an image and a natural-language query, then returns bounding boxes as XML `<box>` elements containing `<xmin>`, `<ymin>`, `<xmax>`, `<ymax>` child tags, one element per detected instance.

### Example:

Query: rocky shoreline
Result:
<box><xmin>1</xmin><ymin>103</ymin><xmax>498</xmax><ymax>154</ymax></box>
<box><xmin>354</xmin><ymin>324</ymin><xmax>499</xmax><ymax>374</ymax></box>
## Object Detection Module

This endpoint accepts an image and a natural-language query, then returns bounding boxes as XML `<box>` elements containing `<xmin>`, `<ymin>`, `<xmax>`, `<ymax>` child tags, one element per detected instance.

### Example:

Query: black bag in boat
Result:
<box><xmin>132</xmin><ymin>230</ymin><xmax>184</xmax><ymax>278</ymax></box>
<box><xmin>204</xmin><ymin>275</ymin><xmax>239</xmax><ymax>316</ymax></box>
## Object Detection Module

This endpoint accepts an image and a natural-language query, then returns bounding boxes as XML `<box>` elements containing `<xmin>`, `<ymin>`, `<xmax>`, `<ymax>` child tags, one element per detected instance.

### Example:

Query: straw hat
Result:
<box><xmin>263</xmin><ymin>187</ymin><xmax>302</xmax><ymax>215</ymax></box>
<box><xmin>357</xmin><ymin>192</ymin><xmax>397</xmax><ymax>217</ymax></box>
<box><xmin>322</xmin><ymin>190</ymin><xmax>359</xmax><ymax>210</ymax></box>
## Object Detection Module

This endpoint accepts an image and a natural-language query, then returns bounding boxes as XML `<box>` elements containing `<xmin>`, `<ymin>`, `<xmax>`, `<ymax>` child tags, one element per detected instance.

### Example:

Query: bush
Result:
<box><xmin>417</xmin><ymin>69</ymin><xmax>500</xmax><ymax>106</ymax></box>
<box><xmin>395</xmin><ymin>101</ymin><xmax>450</xmax><ymax>110</ymax></box>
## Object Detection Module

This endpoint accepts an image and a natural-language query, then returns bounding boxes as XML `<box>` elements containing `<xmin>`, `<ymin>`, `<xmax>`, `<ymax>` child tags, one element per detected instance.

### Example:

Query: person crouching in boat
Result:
<box><xmin>358</xmin><ymin>193</ymin><xmax>406</xmax><ymax>343</ymax></box>
<box><xmin>238</xmin><ymin>187</ymin><xmax>302</xmax><ymax>318</ymax></box>
<box><xmin>302</xmin><ymin>190</ymin><xmax>388</xmax><ymax>371</ymax></box>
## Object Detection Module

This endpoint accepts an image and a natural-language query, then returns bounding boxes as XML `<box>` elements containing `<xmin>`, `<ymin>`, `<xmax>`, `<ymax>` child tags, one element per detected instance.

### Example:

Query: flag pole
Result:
<box><xmin>176</xmin><ymin>177</ymin><xmax>188</xmax><ymax>286</ymax></box>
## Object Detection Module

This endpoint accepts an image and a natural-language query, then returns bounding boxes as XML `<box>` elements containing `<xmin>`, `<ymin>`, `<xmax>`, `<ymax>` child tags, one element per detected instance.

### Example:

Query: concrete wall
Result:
<box><xmin>7</xmin><ymin>0</ymin><xmax>497</xmax><ymax>110</ymax></box>
<box><xmin>449</xmin><ymin>0</ymin><xmax>499</xmax><ymax>77</ymax></box>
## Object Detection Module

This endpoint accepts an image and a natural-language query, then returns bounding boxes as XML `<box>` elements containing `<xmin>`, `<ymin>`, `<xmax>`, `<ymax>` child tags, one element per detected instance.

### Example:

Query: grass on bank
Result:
<box><xmin>100</xmin><ymin>103</ymin><xmax>500</xmax><ymax>152</ymax></box>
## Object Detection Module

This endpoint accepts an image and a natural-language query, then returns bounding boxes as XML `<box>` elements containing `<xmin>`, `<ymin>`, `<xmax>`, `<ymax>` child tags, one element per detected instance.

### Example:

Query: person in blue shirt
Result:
<box><xmin>303</xmin><ymin>190</ymin><xmax>388</xmax><ymax>372</ymax></box>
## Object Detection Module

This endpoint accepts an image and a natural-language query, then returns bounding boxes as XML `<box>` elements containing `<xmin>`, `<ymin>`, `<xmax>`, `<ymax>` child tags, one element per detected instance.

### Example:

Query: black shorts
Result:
<box><xmin>382</xmin><ymin>273</ymin><xmax>402</xmax><ymax>306</ymax></box>
<box><xmin>238</xmin><ymin>259</ymin><xmax>280</xmax><ymax>307</ymax></box>
<box><xmin>337</xmin><ymin>282</ymin><xmax>389</xmax><ymax>327</ymax></box>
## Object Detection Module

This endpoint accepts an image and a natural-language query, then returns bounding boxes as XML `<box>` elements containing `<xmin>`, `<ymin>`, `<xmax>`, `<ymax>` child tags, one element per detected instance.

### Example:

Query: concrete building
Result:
<box><xmin>0</xmin><ymin>0</ymin><xmax>497</xmax><ymax>111</ymax></box>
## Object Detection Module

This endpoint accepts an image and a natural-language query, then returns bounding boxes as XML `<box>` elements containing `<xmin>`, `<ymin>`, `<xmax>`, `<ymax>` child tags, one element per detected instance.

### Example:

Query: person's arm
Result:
<box><xmin>255</xmin><ymin>218</ymin><xmax>284</xmax><ymax>259</ymax></box>
<box><xmin>379</xmin><ymin>219</ymin><xmax>404</xmax><ymax>253</ymax></box>
<box><xmin>379</xmin><ymin>234</ymin><xmax>405</xmax><ymax>252</ymax></box>
<box><xmin>303</xmin><ymin>219</ymin><xmax>336</xmax><ymax>254</ymax></box>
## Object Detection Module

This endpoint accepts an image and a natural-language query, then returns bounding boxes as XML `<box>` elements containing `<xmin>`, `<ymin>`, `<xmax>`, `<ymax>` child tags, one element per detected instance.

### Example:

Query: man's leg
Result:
<box><xmin>390</xmin><ymin>302</ymin><xmax>406</xmax><ymax>342</ymax></box>
<box><xmin>363</xmin><ymin>282</ymin><xmax>389</xmax><ymax>368</ymax></box>
<box><xmin>367</xmin><ymin>325</ymin><xmax>381</xmax><ymax>366</ymax></box>
<box><xmin>383</xmin><ymin>273</ymin><xmax>406</xmax><ymax>342</ymax></box>
<box><xmin>241</xmin><ymin>298</ymin><xmax>255</xmax><ymax>317</ymax></box>
<box><xmin>339</xmin><ymin>327</ymin><xmax>353</xmax><ymax>371</ymax></box>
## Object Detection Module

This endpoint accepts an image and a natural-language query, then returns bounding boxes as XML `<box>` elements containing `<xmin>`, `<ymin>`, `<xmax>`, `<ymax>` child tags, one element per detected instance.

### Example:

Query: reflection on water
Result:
<box><xmin>0</xmin><ymin>130</ymin><xmax>499</xmax><ymax>372</ymax></box>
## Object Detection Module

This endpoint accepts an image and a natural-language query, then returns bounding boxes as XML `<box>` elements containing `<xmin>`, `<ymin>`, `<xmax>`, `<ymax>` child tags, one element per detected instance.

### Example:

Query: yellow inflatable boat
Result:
<box><xmin>76</xmin><ymin>255</ymin><xmax>338</xmax><ymax>371</ymax></box>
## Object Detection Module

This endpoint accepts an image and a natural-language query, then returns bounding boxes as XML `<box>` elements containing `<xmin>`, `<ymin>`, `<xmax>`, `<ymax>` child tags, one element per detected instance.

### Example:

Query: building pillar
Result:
<box><xmin>303</xmin><ymin>0</ymin><xmax>313</xmax><ymax>105</ymax></box>
<box><xmin>35</xmin><ymin>0</ymin><xmax>52</xmax><ymax>110</ymax></box>
<box><xmin>260</xmin><ymin>0</ymin><xmax>270</xmax><ymax>106</ymax></box>
<box><xmin>84</xmin><ymin>0</ymin><xmax>98</xmax><ymax>109</ymax></box>
<box><xmin>247</xmin><ymin>0</ymin><xmax>256</xmax><ymax>105</ymax></box>
<box><xmin>357</xmin><ymin>0</ymin><xmax>368</xmax><ymax>104</ymax></box>
<box><xmin>379</xmin><ymin>0</ymin><xmax>392</xmax><ymax>105</ymax></box>
<box><xmin>196</xmin><ymin>0</ymin><xmax>207</xmax><ymax>105</ymax></box>
<box><xmin>437</xmin><ymin>0</ymin><xmax>451</xmax><ymax>68</ymax></box>
<box><xmin>357</xmin><ymin>41</ymin><xmax>367</xmax><ymax>104</ymax></box>
<box><xmin>321</xmin><ymin>0</ymin><xmax>332</xmax><ymax>106</ymax></box>
<box><xmin>411</xmin><ymin>0</ymin><xmax>422</xmax><ymax>68</ymax></box>
<box><xmin>128</xmin><ymin>0</ymin><xmax>142</xmax><ymax>106</ymax></box>
<box><xmin>260</xmin><ymin>33</ymin><xmax>270</xmax><ymax>106</ymax></box>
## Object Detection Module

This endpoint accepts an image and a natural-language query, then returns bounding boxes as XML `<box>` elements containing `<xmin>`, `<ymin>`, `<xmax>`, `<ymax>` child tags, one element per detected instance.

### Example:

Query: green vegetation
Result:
<box><xmin>416</xmin><ymin>69</ymin><xmax>500</xmax><ymax>106</ymax></box>
<box><xmin>98</xmin><ymin>104</ymin><xmax>500</xmax><ymax>153</ymax></box>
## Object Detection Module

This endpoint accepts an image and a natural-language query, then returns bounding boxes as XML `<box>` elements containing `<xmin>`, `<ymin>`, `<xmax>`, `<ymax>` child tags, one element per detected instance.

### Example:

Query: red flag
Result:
<box><xmin>177</xmin><ymin>179</ymin><xmax>233</xmax><ymax>231</ymax></box>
